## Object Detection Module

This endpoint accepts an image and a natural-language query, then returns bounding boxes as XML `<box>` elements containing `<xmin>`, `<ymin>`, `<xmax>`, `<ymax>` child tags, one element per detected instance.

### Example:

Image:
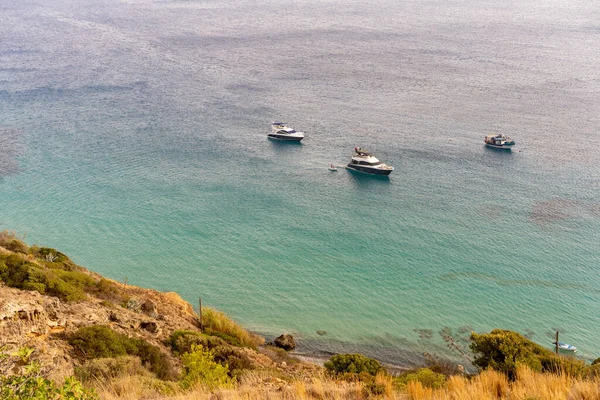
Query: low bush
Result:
<box><xmin>75</xmin><ymin>356</ymin><xmax>152</xmax><ymax>382</ymax></box>
<box><xmin>30</xmin><ymin>246</ymin><xmax>78</xmax><ymax>271</ymax></box>
<box><xmin>0</xmin><ymin>346</ymin><xmax>97</xmax><ymax>400</ymax></box>
<box><xmin>69</xmin><ymin>325</ymin><xmax>176</xmax><ymax>381</ymax></box>
<box><xmin>169</xmin><ymin>330</ymin><xmax>215</xmax><ymax>355</ymax></box>
<box><xmin>470</xmin><ymin>329</ymin><xmax>587</xmax><ymax>380</ymax></box>
<box><xmin>324</xmin><ymin>353</ymin><xmax>384</xmax><ymax>376</ymax></box>
<box><xmin>0</xmin><ymin>251</ymin><xmax>92</xmax><ymax>301</ymax></box>
<box><xmin>0</xmin><ymin>231</ymin><xmax>29</xmax><ymax>254</ymax></box>
<box><xmin>394</xmin><ymin>368</ymin><xmax>446</xmax><ymax>389</ymax></box>
<box><xmin>180</xmin><ymin>344</ymin><xmax>234</xmax><ymax>390</ymax></box>
<box><xmin>168</xmin><ymin>330</ymin><xmax>252</xmax><ymax>378</ymax></box>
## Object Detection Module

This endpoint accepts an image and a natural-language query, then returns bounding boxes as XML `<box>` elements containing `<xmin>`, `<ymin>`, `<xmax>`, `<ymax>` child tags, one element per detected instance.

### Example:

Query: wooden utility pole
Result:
<box><xmin>555</xmin><ymin>331</ymin><xmax>559</xmax><ymax>354</ymax></box>
<box><xmin>198</xmin><ymin>297</ymin><xmax>203</xmax><ymax>331</ymax></box>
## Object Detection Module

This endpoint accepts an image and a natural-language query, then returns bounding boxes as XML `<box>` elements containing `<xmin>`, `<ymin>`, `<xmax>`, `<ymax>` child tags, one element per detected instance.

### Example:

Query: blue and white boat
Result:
<box><xmin>553</xmin><ymin>341</ymin><xmax>577</xmax><ymax>353</ymax></box>
<box><xmin>484</xmin><ymin>134</ymin><xmax>515</xmax><ymax>150</ymax></box>
<box><xmin>346</xmin><ymin>147</ymin><xmax>394</xmax><ymax>176</ymax></box>
<box><xmin>269</xmin><ymin>122</ymin><xmax>305</xmax><ymax>141</ymax></box>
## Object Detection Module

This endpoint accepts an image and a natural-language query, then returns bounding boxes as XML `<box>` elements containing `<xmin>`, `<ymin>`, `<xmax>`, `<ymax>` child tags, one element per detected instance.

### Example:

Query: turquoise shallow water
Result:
<box><xmin>1</xmin><ymin>0</ymin><xmax>600</xmax><ymax>366</ymax></box>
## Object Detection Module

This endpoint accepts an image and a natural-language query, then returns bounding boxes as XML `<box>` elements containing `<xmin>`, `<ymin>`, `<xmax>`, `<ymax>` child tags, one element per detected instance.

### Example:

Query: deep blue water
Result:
<box><xmin>1</xmin><ymin>0</ymin><xmax>599</xmax><ymax>366</ymax></box>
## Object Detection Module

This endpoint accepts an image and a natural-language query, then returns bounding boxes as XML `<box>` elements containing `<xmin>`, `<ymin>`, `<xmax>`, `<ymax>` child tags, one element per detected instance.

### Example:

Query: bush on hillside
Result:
<box><xmin>168</xmin><ymin>330</ymin><xmax>252</xmax><ymax>377</ymax></box>
<box><xmin>394</xmin><ymin>368</ymin><xmax>446</xmax><ymax>389</ymax></box>
<box><xmin>169</xmin><ymin>330</ymin><xmax>223</xmax><ymax>355</ymax></box>
<box><xmin>75</xmin><ymin>356</ymin><xmax>152</xmax><ymax>382</ymax></box>
<box><xmin>0</xmin><ymin>231</ymin><xmax>29</xmax><ymax>254</ymax></box>
<box><xmin>29</xmin><ymin>246</ymin><xmax>78</xmax><ymax>271</ymax></box>
<box><xmin>0</xmin><ymin>243</ymin><xmax>129</xmax><ymax>303</ymax></box>
<box><xmin>0</xmin><ymin>346</ymin><xmax>97</xmax><ymax>400</ymax></box>
<box><xmin>324</xmin><ymin>353</ymin><xmax>384</xmax><ymax>376</ymax></box>
<box><xmin>69</xmin><ymin>325</ymin><xmax>176</xmax><ymax>380</ymax></box>
<box><xmin>180</xmin><ymin>344</ymin><xmax>234</xmax><ymax>390</ymax></box>
<box><xmin>0</xmin><ymin>250</ymin><xmax>94</xmax><ymax>301</ymax></box>
<box><xmin>470</xmin><ymin>329</ymin><xmax>587</xmax><ymax>380</ymax></box>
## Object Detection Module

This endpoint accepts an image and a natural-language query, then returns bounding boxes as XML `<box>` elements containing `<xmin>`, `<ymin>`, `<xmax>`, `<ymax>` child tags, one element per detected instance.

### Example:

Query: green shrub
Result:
<box><xmin>68</xmin><ymin>325</ymin><xmax>176</xmax><ymax>381</ymax></box>
<box><xmin>539</xmin><ymin>353</ymin><xmax>587</xmax><ymax>377</ymax></box>
<box><xmin>470</xmin><ymin>329</ymin><xmax>586</xmax><ymax>380</ymax></box>
<box><xmin>471</xmin><ymin>330</ymin><xmax>546</xmax><ymax>379</ymax></box>
<box><xmin>69</xmin><ymin>325</ymin><xmax>133</xmax><ymax>359</ymax></box>
<box><xmin>0</xmin><ymin>346</ymin><xmax>97</xmax><ymax>400</ymax></box>
<box><xmin>204</xmin><ymin>329</ymin><xmax>245</xmax><ymax>347</ymax></box>
<box><xmin>134</xmin><ymin>339</ymin><xmax>177</xmax><ymax>381</ymax></box>
<box><xmin>394</xmin><ymin>368</ymin><xmax>446</xmax><ymax>389</ymax></box>
<box><xmin>75</xmin><ymin>356</ymin><xmax>152</xmax><ymax>382</ymax></box>
<box><xmin>0</xmin><ymin>231</ymin><xmax>29</xmax><ymax>254</ymax></box>
<box><xmin>0</xmin><ymin>254</ymin><xmax>35</xmax><ymax>287</ymax></box>
<box><xmin>324</xmin><ymin>353</ymin><xmax>384</xmax><ymax>376</ymax></box>
<box><xmin>168</xmin><ymin>330</ymin><xmax>207</xmax><ymax>355</ymax></box>
<box><xmin>180</xmin><ymin>344</ymin><xmax>234</xmax><ymax>390</ymax></box>
<box><xmin>168</xmin><ymin>329</ymin><xmax>231</xmax><ymax>355</ymax></box>
<box><xmin>0</xmin><ymin>252</ymin><xmax>90</xmax><ymax>301</ymax></box>
<box><xmin>211</xmin><ymin>345</ymin><xmax>252</xmax><ymax>378</ymax></box>
<box><xmin>91</xmin><ymin>278</ymin><xmax>126</xmax><ymax>303</ymax></box>
<box><xmin>31</xmin><ymin>247</ymin><xmax>78</xmax><ymax>270</ymax></box>
<box><xmin>168</xmin><ymin>330</ymin><xmax>251</xmax><ymax>378</ymax></box>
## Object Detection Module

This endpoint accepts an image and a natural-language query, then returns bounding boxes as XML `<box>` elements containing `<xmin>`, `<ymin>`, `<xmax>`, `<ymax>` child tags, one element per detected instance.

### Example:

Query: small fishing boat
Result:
<box><xmin>484</xmin><ymin>134</ymin><xmax>515</xmax><ymax>150</ymax></box>
<box><xmin>553</xmin><ymin>341</ymin><xmax>577</xmax><ymax>353</ymax></box>
<box><xmin>328</xmin><ymin>164</ymin><xmax>338</xmax><ymax>171</ymax></box>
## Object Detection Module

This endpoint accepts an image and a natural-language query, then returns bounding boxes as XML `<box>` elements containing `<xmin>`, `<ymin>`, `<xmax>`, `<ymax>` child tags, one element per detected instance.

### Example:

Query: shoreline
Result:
<box><xmin>260</xmin><ymin>332</ymin><xmax>460</xmax><ymax>374</ymax></box>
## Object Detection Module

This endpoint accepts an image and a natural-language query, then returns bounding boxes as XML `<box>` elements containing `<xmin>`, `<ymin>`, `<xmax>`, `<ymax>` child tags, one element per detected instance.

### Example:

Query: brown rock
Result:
<box><xmin>141</xmin><ymin>299</ymin><xmax>157</xmax><ymax>316</ymax></box>
<box><xmin>109</xmin><ymin>311</ymin><xmax>120</xmax><ymax>322</ymax></box>
<box><xmin>140</xmin><ymin>321</ymin><xmax>159</xmax><ymax>334</ymax></box>
<box><xmin>274</xmin><ymin>334</ymin><xmax>296</xmax><ymax>351</ymax></box>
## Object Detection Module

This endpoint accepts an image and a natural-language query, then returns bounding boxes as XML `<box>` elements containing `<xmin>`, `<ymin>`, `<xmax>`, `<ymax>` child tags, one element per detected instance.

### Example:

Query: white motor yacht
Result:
<box><xmin>346</xmin><ymin>147</ymin><xmax>394</xmax><ymax>176</ymax></box>
<box><xmin>268</xmin><ymin>122</ymin><xmax>305</xmax><ymax>141</ymax></box>
<box><xmin>484</xmin><ymin>134</ymin><xmax>515</xmax><ymax>149</ymax></box>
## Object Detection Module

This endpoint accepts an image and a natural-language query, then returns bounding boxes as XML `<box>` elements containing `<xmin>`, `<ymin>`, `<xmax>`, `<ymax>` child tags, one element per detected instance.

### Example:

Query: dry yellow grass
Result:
<box><xmin>202</xmin><ymin>308</ymin><xmax>263</xmax><ymax>348</ymax></box>
<box><xmin>406</xmin><ymin>366</ymin><xmax>600</xmax><ymax>400</ymax></box>
<box><xmin>87</xmin><ymin>365</ymin><xmax>600</xmax><ymax>400</ymax></box>
<box><xmin>91</xmin><ymin>372</ymin><xmax>410</xmax><ymax>400</ymax></box>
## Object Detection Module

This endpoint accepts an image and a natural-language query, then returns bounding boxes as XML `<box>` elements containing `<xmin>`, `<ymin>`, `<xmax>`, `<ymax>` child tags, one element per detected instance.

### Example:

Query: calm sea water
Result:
<box><xmin>1</xmin><ymin>0</ymin><xmax>599</xmax><ymax>366</ymax></box>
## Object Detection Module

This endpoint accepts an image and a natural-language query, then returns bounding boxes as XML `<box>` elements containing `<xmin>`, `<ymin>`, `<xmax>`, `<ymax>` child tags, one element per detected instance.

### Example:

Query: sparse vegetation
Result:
<box><xmin>0</xmin><ymin>346</ymin><xmax>97</xmax><ymax>400</ymax></box>
<box><xmin>470</xmin><ymin>329</ymin><xmax>587</xmax><ymax>380</ymax></box>
<box><xmin>68</xmin><ymin>325</ymin><xmax>176</xmax><ymax>381</ymax></box>
<box><xmin>202</xmin><ymin>308</ymin><xmax>263</xmax><ymax>349</ymax></box>
<box><xmin>180</xmin><ymin>344</ymin><xmax>234</xmax><ymax>390</ymax></box>
<box><xmin>395</xmin><ymin>368</ymin><xmax>447</xmax><ymax>389</ymax></box>
<box><xmin>324</xmin><ymin>353</ymin><xmax>385</xmax><ymax>376</ymax></box>
<box><xmin>168</xmin><ymin>330</ymin><xmax>252</xmax><ymax>378</ymax></box>
<box><xmin>0</xmin><ymin>232</ymin><xmax>129</xmax><ymax>304</ymax></box>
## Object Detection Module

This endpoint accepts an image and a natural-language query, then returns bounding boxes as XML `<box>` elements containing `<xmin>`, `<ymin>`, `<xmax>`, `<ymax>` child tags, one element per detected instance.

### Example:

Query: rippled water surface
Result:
<box><xmin>1</xmin><ymin>0</ymin><xmax>599</xmax><ymax>366</ymax></box>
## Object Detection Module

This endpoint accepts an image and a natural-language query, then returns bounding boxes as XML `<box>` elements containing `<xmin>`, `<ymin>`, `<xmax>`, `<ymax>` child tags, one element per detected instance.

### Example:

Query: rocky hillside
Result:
<box><xmin>0</xmin><ymin>232</ymin><xmax>328</xmax><ymax>394</ymax></box>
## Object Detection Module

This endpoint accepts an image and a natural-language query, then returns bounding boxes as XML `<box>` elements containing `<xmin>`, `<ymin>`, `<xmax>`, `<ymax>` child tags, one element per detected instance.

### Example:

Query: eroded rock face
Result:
<box><xmin>274</xmin><ymin>334</ymin><xmax>296</xmax><ymax>351</ymax></box>
<box><xmin>0</xmin><ymin>283</ymin><xmax>202</xmax><ymax>383</ymax></box>
<box><xmin>141</xmin><ymin>299</ymin><xmax>158</xmax><ymax>317</ymax></box>
<box><xmin>140</xmin><ymin>321</ymin><xmax>159</xmax><ymax>334</ymax></box>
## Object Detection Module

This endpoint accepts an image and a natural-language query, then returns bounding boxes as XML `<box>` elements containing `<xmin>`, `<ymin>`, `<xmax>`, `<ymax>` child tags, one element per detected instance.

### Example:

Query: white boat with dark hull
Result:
<box><xmin>484</xmin><ymin>134</ymin><xmax>515</xmax><ymax>150</ymax></box>
<box><xmin>268</xmin><ymin>122</ymin><xmax>305</xmax><ymax>141</ymax></box>
<box><xmin>346</xmin><ymin>147</ymin><xmax>394</xmax><ymax>176</ymax></box>
<box><xmin>553</xmin><ymin>342</ymin><xmax>577</xmax><ymax>353</ymax></box>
